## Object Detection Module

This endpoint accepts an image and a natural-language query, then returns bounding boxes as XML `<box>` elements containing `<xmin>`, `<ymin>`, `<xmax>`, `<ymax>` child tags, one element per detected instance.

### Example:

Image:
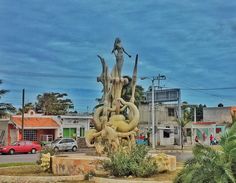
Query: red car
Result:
<box><xmin>0</xmin><ymin>141</ymin><xmax>41</xmax><ymax>155</ymax></box>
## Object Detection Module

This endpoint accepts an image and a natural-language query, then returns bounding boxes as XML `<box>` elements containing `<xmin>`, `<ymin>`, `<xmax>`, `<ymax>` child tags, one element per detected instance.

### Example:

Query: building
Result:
<box><xmin>9</xmin><ymin>115</ymin><xmax>60</xmax><ymax>144</ymax></box>
<box><xmin>138</xmin><ymin>103</ymin><xmax>179</xmax><ymax>146</ymax></box>
<box><xmin>55</xmin><ymin>115</ymin><xmax>92</xmax><ymax>138</ymax></box>
<box><xmin>203</xmin><ymin>106</ymin><xmax>236</xmax><ymax>139</ymax></box>
<box><xmin>0</xmin><ymin>110</ymin><xmax>92</xmax><ymax>145</ymax></box>
<box><xmin>0</xmin><ymin>119</ymin><xmax>9</xmax><ymax>145</ymax></box>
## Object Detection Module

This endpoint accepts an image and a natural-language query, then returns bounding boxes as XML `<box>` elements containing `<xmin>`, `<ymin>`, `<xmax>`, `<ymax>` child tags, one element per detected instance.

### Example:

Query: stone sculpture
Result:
<box><xmin>85</xmin><ymin>38</ymin><xmax>140</xmax><ymax>154</ymax></box>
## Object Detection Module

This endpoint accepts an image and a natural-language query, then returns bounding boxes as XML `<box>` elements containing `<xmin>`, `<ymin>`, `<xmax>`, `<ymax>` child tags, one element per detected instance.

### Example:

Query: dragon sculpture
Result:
<box><xmin>85</xmin><ymin>38</ymin><xmax>140</xmax><ymax>154</ymax></box>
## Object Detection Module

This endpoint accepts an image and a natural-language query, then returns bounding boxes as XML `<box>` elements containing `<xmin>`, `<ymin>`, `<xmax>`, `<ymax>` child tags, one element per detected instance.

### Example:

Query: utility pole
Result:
<box><xmin>21</xmin><ymin>89</ymin><xmax>25</xmax><ymax>140</ymax></box>
<box><xmin>157</xmin><ymin>74</ymin><xmax>166</xmax><ymax>89</ymax></box>
<box><xmin>141</xmin><ymin>74</ymin><xmax>166</xmax><ymax>149</ymax></box>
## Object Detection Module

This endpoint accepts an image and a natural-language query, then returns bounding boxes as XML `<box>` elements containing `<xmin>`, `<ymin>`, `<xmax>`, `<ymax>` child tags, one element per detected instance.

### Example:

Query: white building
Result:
<box><xmin>55</xmin><ymin>115</ymin><xmax>92</xmax><ymax>138</ymax></box>
<box><xmin>138</xmin><ymin>103</ymin><xmax>179</xmax><ymax>146</ymax></box>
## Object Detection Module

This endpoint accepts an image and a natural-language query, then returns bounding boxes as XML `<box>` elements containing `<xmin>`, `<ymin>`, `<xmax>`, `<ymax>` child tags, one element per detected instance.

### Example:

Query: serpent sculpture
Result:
<box><xmin>85</xmin><ymin>38</ymin><xmax>140</xmax><ymax>154</ymax></box>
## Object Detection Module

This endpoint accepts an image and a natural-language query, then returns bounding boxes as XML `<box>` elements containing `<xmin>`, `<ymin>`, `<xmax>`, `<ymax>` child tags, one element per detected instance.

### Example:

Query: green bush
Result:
<box><xmin>174</xmin><ymin>123</ymin><xmax>236</xmax><ymax>183</ymax></box>
<box><xmin>103</xmin><ymin>145</ymin><xmax>158</xmax><ymax>177</ymax></box>
<box><xmin>37</xmin><ymin>146</ymin><xmax>56</xmax><ymax>165</ymax></box>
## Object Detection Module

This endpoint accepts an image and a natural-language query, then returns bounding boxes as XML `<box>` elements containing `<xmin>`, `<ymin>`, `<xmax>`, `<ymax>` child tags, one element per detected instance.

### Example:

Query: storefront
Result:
<box><xmin>191</xmin><ymin>122</ymin><xmax>216</xmax><ymax>145</ymax></box>
<box><xmin>9</xmin><ymin>116</ymin><xmax>59</xmax><ymax>144</ymax></box>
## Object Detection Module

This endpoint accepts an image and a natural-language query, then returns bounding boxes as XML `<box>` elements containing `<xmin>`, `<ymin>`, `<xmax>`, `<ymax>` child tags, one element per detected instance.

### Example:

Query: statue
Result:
<box><xmin>85</xmin><ymin>38</ymin><xmax>140</xmax><ymax>155</ymax></box>
<box><xmin>111</xmin><ymin>38</ymin><xmax>131</xmax><ymax>79</ymax></box>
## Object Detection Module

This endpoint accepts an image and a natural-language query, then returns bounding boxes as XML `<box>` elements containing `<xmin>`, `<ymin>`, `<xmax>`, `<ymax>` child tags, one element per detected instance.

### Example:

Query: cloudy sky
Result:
<box><xmin>1</xmin><ymin>0</ymin><xmax>236</xmax><ymax>112</ymax></box>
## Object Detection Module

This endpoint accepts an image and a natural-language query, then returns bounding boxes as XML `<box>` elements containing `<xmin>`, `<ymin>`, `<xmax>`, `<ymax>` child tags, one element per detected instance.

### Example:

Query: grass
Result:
<box><xmin>0</xmin><ymin>162</ymin><xmax>36</xmax><ymax>168</ymax></box>
<box><xmin>0</xmin><ymin>164</ymin><xmax>51</xmax><ymax>176</ymax></box>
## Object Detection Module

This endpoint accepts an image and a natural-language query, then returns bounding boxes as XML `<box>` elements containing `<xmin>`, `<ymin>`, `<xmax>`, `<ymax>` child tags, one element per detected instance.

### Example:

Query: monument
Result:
<box><xmin>85</xmin><ymin>38</ymin><xmax>140</xmax><ymax>154</ymax></box>
<box><xmin>51</xmin><ymin>39</ymin><xmax>176</xmax><ymax>177</ymax></box>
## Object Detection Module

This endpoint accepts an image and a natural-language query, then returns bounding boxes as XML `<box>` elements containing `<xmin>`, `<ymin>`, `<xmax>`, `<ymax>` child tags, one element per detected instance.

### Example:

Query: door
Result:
<box><xmin>65</xmin><ymin>139</ymin><xmax>75</xmax><ymax>150</ymax></box>
<box><xmin>63</xmin><ymin>128</ymin><xmax>76</xmax><ymax>138</ymax></box>
<box><xmin>10</xmin><ymin>129</ymin><xmax>17</xmax><ymax>144</ymax></box>
<box><xmin>63</xmin><ymin>128</ymin><xmax>70</xmax><ymax>138</ymax></box>
<box><xmin>58</xmin><ymin>139</ymin><xmax>67</xmax><ymax>151</ymax></box>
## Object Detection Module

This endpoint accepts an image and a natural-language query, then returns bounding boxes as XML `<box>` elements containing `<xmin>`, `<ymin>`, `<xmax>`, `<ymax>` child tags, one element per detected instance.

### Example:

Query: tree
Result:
<box><xmin>0</xmin><ymin>80</ymin><xmax>16</xmax><ymax>118</ymax></box>
<box><xmin>174</xmin><ymin>122</ymin><xmax>236</xmax><ymax>183</ymax></box>
<box><xmin>218</xmin><ymin>103</ymin><xmax>224</xmax><ymax>107</ymax></box>
<box><xmin>196</xmin><ymin>104</ymin><xmax>206</xmax><ymax>121</ymax></box>
<box><xmin>17</xmin><ymin>102</ymin><xmax>35</xmax><ymax>114</ymax></box>
<box><xmin>35</xmin><ymin>92</ymin><xmax>74</xmax><ymax>115</ymax></box>
<box><xmin>177</xmin><ymin>109</ymin><xmax>191</xmax><ymax>150</ymax></box>
<box><xmin>121</xmin><ymin>76</ymin><xmax>145</xmax><ymax>107</ymax></box>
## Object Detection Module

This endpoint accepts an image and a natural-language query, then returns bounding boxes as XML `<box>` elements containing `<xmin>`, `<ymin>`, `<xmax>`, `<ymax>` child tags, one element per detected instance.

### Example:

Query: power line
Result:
<box><xmin>0</xmin><ymin>69</ymin><xmax>95</xmax><ymax>79</ymax></box>
<box><xmin>181</xmin><ymin>87</ymin><xmax>236</xmax><ymax>91</ymax></box>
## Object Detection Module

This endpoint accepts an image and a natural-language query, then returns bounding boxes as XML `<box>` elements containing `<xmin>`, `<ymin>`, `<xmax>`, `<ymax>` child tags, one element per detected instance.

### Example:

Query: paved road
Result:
<box><xmin>0</xmin><ymin>148</ymin><xmax>193</xmax><ymax>164</ymax></box>
<box><xmin>166</xmin><ymin>152</ymin><xmax>193</xmax><ymax>162</ymax></box>
<box><xmin>0</xmin><ymin>153</ymin><xmax>40</xmax><ymax>164</ymax></box>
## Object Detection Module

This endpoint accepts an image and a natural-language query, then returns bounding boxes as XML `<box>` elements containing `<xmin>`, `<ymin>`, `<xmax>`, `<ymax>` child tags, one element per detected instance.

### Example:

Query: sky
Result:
<box><xmin>0</xmin><ymin>0</ymin><xmax>236</xmax><ymax>112</ymax></box>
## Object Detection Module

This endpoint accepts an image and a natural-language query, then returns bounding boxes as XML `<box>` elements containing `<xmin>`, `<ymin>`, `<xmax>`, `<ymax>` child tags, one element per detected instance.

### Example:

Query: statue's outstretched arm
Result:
<box><xmin>123</xmin><ymin>48</ymin><xmax>131</xmax><ymax>58</ymax></box>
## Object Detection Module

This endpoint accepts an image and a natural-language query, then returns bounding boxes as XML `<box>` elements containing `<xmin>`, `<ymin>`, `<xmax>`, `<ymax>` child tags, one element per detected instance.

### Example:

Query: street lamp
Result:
<box><xmin>141</xmin><ymin>75</ymin><xmax>166</xmax><ymax>149</ymax></box>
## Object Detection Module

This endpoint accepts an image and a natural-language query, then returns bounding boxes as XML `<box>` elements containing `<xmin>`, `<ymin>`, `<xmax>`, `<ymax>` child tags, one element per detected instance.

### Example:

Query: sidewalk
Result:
<box><xmin>150</xmin><ymin>145</ymin><xmax>193</xmax><ymax>153</ymax></box>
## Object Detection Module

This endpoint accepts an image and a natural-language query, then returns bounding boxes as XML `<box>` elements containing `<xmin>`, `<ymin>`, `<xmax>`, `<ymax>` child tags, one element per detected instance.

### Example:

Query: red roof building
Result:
<box><xmin>8</xmin><ymin>116</ymin><xmax>60</xmax><ymax>144</ymax></box>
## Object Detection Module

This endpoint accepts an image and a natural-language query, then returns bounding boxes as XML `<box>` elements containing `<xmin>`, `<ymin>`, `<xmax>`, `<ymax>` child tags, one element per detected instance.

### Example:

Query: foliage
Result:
<box><xmin>121</xmin><ymin>76</ymin><xmax>145</xmax><ymax>107</ymax></box>
<box><xmin>0</xmin><ymin>162</ymin><xmax>35</xmax><ymax>168</ymax></box>
<box><xmin>0</xmin><ymin>80</ymin><xmax>16</xmax><ymax>118</ymax></box>
<box><xmin>35</xmin><ymin>92</ymin><xmax>74</xmax><ymax>115</ymax></box>
<box><xmin>177</xmin><ymin>109</ymin><xmax>191</xmax><ymax>149</ymax></box>
<box><xmin>17</xmin><ymin>102</ymin><xmax>35</xmax><ymax>114</ymax></box>
<box><xmin>174</xmin><ymin>123</ymin><xmax>236</xmax><ymax>183</ymax></box>
<box><xmin>37</xmin><ymin>146</ymin><xmax>56</xmax><ymax>165</ymax></box>
<box><xmin>183</xmin><ymin>102</ymin><xmax>206</xmax><ymax>121</ymax></box>
<box><xmin>103</xmin><ymin>145</ymin><xmax>158</xmax><ymax>177</ymax></box>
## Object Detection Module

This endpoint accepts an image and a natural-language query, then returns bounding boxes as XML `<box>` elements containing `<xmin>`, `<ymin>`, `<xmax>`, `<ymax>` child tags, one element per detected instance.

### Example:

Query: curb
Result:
<box><xmin>0</xmin><ymin>175</ymin><xmax>85</xmax><ymax>183</ymax></box>
<box><xmin>93</xmin><ymin>177</ymin><xmax>171</xmax><ymax>183</ymax></box>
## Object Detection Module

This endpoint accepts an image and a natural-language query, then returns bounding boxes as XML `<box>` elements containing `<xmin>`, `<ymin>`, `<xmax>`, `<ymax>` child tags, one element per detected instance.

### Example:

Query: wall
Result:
<box><xmin>37</xmin><ymin>129</ymin><xmax>55</xmax><ymax>141</ymax></box>
<box><xmin>0</xmin><ymin>119</ymin><xmax>9</xmax><ymax>145</ymax></box>
<box><xmin>203</xmin><ymin>107</ymin><xmax>233</xmax><ymax>124</ymax></box>
<box><xmin>56</xmin><ymin>116</ymin><xmax>91</xmax><ymax>138</ymax></box>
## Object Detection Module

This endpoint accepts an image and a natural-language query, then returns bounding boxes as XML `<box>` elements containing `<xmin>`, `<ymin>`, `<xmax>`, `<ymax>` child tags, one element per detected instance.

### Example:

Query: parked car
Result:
<box><xmin>46</xmin><ymin>138</ymin><xmax>78</xmax><ymax>152</ymax></box>
<box><xmin>0</xmin><ymin>141</ymin><xmax>41</xmax><ymax>155</ymax></box>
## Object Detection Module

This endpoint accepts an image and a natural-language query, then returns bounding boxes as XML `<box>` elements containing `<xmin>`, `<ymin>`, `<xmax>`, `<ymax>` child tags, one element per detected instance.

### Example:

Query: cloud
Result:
<box><xmin>1</xmin><ymin>0</ymin><xmax>236</xmax><ymax>111</ymax></box>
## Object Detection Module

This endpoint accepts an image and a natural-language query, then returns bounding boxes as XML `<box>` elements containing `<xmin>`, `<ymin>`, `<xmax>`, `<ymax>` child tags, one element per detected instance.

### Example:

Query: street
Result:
<box><xmin>0</xmin><ymin>150</ymin><xmax>193</xmax><ymax>164</ymax></box>
<box><xmin>167</xmin><ymin>152</ymin><xmax>193</xmax><ymax>162</ymax></box>
<box><xmin>0</xmin><ymin>153</ymin><xmax>39</xmax><ymax>164</ymax></box>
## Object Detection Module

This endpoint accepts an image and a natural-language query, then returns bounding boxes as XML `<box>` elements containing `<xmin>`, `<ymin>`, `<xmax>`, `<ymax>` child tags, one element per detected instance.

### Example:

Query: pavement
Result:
<box><xmin>0</xmin><ymin>153</ymin><xmax>39</xmax><ymax>164</ymax></box>
<box><xmin>0</xmin><ymin>146</ymin><xmax>193</xmax><ymax>164</ymax></box>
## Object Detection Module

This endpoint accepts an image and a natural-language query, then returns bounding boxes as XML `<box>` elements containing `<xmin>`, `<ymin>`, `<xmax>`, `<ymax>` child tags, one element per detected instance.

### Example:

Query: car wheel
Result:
<box><xmin>72</xmin><ymin>146</ymin><xmax>77</xmax><ymax>152</ymax></box>
<box><xmin>54</xmin><ymin>147</ymin><xmax>59</xmax><ymax>152</ymax></box>
<box><xmin>9</xmin><ymin>149</ymin><xmax>15</xmax><ymax>155</ymax></box>
<box><xmin>31</xmin><ymin>148</ymin><xmax>36</xmax><ymax>154</ymax></box>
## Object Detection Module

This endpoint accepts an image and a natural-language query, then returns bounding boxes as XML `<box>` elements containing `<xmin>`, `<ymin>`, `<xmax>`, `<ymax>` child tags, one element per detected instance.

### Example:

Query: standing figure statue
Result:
<box><xmin>111</xmin><ymin>38</ymin><xmax>131</xmax><ymax>79</ymax></box>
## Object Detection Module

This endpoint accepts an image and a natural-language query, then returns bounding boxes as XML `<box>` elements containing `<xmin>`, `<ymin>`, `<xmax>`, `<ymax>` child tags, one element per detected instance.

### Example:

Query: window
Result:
<box><xmin>60</xmin><ymin>139</ymin><xmax>67</xmax><ymax>144</ymax></box>
<box><xmin>168</xmin><ymin>108</ymin><xmax>175</xmax><ymax>117</ymax></box>
<box><xmin>163</xmin><ymin>130</ymin><xmax>170</xmax><ymax>138</ymax></box>
<box><xmin>80</xmin><ymin>127</ymin><xmax>85</xmax><ymax>137</ymax></box>
<box><xmin>24</xmin><ymin>130</ymin><xmax>37</xmax><ymax>141</ymax></box>
<box><xmin>174</xmin><ymin>126</ymin><xmax>178</xmax><ymax>134</ymax></box>
<box><xmin>66</xmin><ymin>139</ymin><xmax>75</xmax><ymax>143</ymax></box>
<box><xmin>216</xmin><ymin>128</ymin><xmax>222</xmax><ymax>133</ymax></box>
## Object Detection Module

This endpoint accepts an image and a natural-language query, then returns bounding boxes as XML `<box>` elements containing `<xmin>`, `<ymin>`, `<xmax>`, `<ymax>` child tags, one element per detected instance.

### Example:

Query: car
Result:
<box><xmin>0</xmin><ymin>141</ymin><xmax>41</xmax><ymax>155</ymax></box>
<box><xmin>46</xmin><ymin>138</ymin><xmax>78</xmax><ymax>152</ymax></box>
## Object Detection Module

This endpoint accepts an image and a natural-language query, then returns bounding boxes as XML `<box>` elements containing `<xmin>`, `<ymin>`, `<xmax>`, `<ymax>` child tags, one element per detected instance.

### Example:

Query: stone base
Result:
<box><xmin>51</xmin><ymin>154</ymin><xmax>109</xmax><ymax>176</ymax></box>
<box><xmin>151</xmin><ymin>153</ymin><xmax>176</xmax><ymax>172</ymax></box>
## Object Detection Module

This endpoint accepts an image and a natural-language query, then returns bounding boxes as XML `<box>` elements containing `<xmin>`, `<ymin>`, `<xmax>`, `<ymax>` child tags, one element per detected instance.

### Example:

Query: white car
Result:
<box><xmin>47</xmin><ymin>138</ymin><xmax>78</xmax><ymax>152</ymax></box>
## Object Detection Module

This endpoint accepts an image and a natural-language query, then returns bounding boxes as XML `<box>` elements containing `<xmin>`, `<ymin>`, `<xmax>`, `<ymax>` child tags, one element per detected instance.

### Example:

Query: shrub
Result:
<box><xmin>37</xmin><ymin>146</ymin><xmax>56</xmax><ymax>172</ymax></box>
<box><xmin>103</xmin><ymin>145</ymin><xmax>158</xmax><ymax>177</ymax></box>
<box><xmin>174</xmin><ymin>123</ymin><xmax>236</xmax><ymax>183</ymax></box>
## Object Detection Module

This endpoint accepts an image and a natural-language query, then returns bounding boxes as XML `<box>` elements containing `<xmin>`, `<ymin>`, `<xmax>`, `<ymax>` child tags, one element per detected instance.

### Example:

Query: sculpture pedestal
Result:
<box><xmin>151</xmin><ymin>153</ymin><xmax>176</xmax><ymax>172</ymax></box>
<box><xmin>51</xmin><ymin>154</ymin><xmax>109</xmax><ymax>176</ymax></box>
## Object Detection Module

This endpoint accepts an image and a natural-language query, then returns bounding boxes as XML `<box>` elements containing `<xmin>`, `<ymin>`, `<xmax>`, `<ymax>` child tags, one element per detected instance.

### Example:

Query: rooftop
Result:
<box><xmin>11</xmin><ymin>116</ymin><xmax>59</xmax><ymax>129</ymax></box>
